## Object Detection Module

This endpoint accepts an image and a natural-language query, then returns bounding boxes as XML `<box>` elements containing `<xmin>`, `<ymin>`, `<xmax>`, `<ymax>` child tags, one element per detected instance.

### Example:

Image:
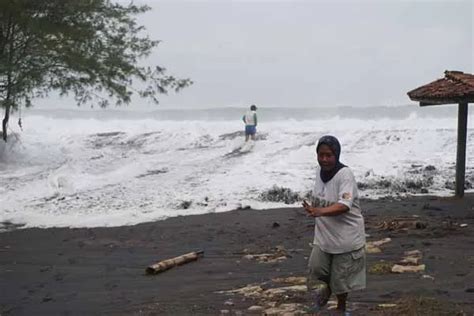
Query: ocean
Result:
<box><xmin>1</xmin><ymin>105</ymin><xmax>473</xmax><ymax>229</ymax></box>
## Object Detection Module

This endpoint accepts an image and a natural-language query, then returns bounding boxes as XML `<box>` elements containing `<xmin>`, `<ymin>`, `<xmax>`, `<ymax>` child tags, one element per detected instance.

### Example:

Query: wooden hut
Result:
<box><xmin>408</xmin><ymin>70</ymin><xmax>472</xmax><ymax>197</ymax></box>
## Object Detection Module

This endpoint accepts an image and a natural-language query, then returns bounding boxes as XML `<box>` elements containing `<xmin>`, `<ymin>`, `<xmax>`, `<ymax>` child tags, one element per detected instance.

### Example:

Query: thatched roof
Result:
<box><xmin>407</xmin><ymin>70</ymin><xmax>474</xmax><ymax>105</ymax></box>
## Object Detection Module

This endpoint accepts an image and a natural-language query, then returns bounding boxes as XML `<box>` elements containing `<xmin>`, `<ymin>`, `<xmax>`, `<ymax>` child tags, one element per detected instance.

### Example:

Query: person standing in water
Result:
<box><xmin>302</xmin><ymin>135</ymin><xmax>366</xmax><ymax>315</ymax></box>
<box><xmin>242</xmin><ymin>104</ymin><xmax>257</xmax><ymax>142</ymax></box>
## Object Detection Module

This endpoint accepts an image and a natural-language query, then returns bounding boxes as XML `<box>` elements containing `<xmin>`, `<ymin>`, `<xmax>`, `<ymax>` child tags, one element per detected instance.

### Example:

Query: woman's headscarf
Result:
<box><xmin>316</xmin><ymin>135</ymin><xmax>347</xmax><ymax>183</ymax></box>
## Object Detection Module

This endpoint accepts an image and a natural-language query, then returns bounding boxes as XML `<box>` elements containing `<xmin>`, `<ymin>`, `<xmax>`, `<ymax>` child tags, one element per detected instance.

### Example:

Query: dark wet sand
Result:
<box><xmin>1</xmin><ymin>194</ymin><xmax>474</xmax><ymax>315</ymax></box>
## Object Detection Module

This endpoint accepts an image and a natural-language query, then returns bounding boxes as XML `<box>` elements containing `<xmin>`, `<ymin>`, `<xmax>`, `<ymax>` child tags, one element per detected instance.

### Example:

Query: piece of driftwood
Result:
<box><xmin>391</xmin><ymin>264</ymin><xmax>425</xmax><ymax>273</ymax></box>
<box><xmin>366</xmin><ymin>237</ymin><xmax>392</xmax><ymax>254</ymax></box>
<box><xmin>146</xmin><ymin>250</ymin><xmax>204</xmax><ymax>275</ymax></box>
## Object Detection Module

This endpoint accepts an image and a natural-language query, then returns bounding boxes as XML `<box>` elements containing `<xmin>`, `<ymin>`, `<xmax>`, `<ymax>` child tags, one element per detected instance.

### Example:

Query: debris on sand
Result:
<box><xmin>243</xmin><ymin>253</ymin><xmax>287</xmax><ymax>263</ymax></box>
<box><xmin>218</xmin><ymin>285</ymin><xmax>264</xmax><ymax>298</ymax></box>
<box><xmin>271</xmin><ymin>276</ymin><xmax>307</xmax><ymax>285</ymax></box>
<box><xmin>218</xmin><ymin>284</ymin><xmax>307</xmax><ymax>306</ymax></box>
<box><xmin>378</xmin><ymin>303</ymin><xmax>398</xmax><ymax>308</ymax></box>
<box><xmin>366</xmin><ymin>246</ymin><xmax>382</xmax><ymax>254</ymax></box>
<box><xmin>375</xmin><ymin>217</ymin><xmax>427</xmax><ymax>231</ymax></box>
<box><xmin>421</xmin><ymin>274</ymin><xmax>435</xmax><ymax>281</ymax></box>
<box><xmin>392</xmin><ymin>250</ymin><xmax>426</xmax><ymax>273</ymax></box>
<box><xmin>247</xmin><ymin>305</ymin><xmax>264</xmax><ymax>312</ymax></box>
<box><xmin>392</xmin><ymin>264</ymin><xmax>426</xmax><ymax>273</ymax></box>
<box><xmin>264</xmin><ymin>285</ymin><xmax>307</xmax><ymax>297</ymax></box>
<box><xmin>370</xmin><ymin>249</ymin><xmax>427</xmax><ymax>274</ymax></box>
<box><xmin>369</xmin><ymin>261</ymin><xmax>394</xmax><ymax>274</ymax></box>
<box><xmin>145</xmin><ymin>251</ymin><xmax>204</xmax><ymax>275</ymax></box>
<box><xmin>366</xmin><ymin>237</ymin><xmax>392</xmax><ymax>253</ymax></box>
<box><xmin>400</xmin><ymin>256</ymin><xmax>421</xmax><ymax>265</ymax></box>
<box><xmin>264</xmin><ymin>303</ymin><xmax>306</xmax><ymax>315</ymax></box>
<box><xmin>399</xmin><ymin>249</ymin><xmax>423</xmax><ymax>265</ymax></box>
<box><xmin>404</xmin><ymin>250</ymin><xmax>422</xmax><ymax>257</ymax></box>
<box><xmin>259</xmin><ymin>186</ymin><xmax>302</xmax><ymax>204</ymax></box>
<box><xmin>374</xmin><ymin>296</ymin><xmax>465</xmax><ymax>315</ymax></box>
<box><xmin>218</xmin><ymin>277</ymin><xmax>309</xmax><ymax>315</ymax></box>
<box><xmin>223</xmin><ymin>299</ymin><xmax>234</xmax><ymax>306</ymax></box>
<box><xmin>242</xmin><ymin>245</ymin><xmax>289</xmax><ymax>264</ymax></box>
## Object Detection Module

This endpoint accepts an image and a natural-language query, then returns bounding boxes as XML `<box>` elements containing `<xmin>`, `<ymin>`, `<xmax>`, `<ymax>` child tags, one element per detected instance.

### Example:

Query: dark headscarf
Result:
<box><xmin>316</xmin><ymin>135</ymin><xmax>346</xmax><ymax>183</ymax></box>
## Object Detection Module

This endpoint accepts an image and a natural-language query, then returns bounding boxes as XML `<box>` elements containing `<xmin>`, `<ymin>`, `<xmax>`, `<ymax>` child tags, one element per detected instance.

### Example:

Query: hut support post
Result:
<box><xmin>455</xmin><ymin>102</ymin><xmax>468</xmax><ymax>197</ymax></box>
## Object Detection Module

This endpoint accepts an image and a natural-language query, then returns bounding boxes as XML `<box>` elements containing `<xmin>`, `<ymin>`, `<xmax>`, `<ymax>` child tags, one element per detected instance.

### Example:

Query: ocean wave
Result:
<box><xmin>0</xmin><ymin>111</ymin><xmax>472</xmax><ymax>228</ymax></box>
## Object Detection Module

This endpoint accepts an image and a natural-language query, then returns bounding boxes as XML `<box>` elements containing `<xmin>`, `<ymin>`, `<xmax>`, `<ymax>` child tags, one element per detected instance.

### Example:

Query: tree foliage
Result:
<box><xmin>0</xmin><ymin>0</ymin><xmax>192</xmax><ymax>141</ymax></box>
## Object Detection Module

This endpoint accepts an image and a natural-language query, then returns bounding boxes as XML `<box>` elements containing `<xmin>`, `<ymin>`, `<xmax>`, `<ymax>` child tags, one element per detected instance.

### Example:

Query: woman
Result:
<box><xmin>302</xmin><ymin>135</ymin><xmax>366</xmax><ymax>314</ymax></box>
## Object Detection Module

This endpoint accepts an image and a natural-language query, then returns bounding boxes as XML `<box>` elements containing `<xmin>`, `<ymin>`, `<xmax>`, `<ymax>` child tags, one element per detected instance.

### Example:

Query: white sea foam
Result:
<box><xmin>1</xmin><ymin>106</ymin><xmax>473</xmax><ymax>229</ymax></box>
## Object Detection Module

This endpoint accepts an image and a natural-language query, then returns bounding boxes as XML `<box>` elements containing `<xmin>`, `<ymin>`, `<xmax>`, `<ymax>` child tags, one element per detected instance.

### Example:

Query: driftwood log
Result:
<box><xmin>146</xmin><ymin>251</ymin><xmax>204</xmax><ymax>275</ymax></box>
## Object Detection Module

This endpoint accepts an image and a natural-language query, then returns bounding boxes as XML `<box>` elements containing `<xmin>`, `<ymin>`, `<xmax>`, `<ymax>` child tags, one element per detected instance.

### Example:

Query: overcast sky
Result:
<box><xmin>38</xmin><ymin>0</ymin><xmax>473</xmax><ymax>109</ymax></box>
<box><xmin>137</xmin><ymin>0</ymin><xmax>472</xmax><ymax>108</ymax></box>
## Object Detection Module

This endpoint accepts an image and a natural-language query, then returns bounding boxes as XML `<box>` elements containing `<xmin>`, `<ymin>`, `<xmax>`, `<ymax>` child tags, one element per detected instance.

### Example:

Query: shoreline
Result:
<box><xmin>3</xmin><ymin>191</ymin><xmax>473</xmax><ymax>233</ymax></box>
<box><xmin>1</xmin><ymin>194</ymin><xmax>474</xmax><ymax>315</ymax></box>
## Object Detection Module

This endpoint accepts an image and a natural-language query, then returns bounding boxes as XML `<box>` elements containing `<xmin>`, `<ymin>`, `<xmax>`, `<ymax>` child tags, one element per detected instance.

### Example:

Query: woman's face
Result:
<box><xmin>317</xmin><ymin>144</ymin><xmax>336</xmax><ymax>171</ymax></box>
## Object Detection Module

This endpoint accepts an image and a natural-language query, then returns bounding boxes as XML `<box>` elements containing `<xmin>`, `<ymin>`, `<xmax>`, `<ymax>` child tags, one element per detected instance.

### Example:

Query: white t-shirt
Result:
<box><xmin>244</xmin><ymin>110</ymin><xmax>257</xmax><ymax>126</ymax></box>
<box><xmin>311</xmin><ymin>166</ymin><xmax>366</xmax><ymax>254</ymax></box>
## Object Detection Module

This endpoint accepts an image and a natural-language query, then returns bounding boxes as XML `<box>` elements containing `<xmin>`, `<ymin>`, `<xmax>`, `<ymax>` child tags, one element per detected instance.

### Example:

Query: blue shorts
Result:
<box><xmin>245</xmin><ymin>125</ymin><xmax>256</xmax><ymax>135</ymax></box>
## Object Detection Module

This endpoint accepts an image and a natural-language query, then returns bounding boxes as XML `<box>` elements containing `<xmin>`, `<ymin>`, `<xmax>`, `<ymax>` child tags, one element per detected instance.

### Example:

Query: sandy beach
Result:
<box><xmin>1</xmin><ymin>1</ymin><xmax>473</xmax><ymax>315</ymax></box>
<box><xmin>0</xmin><ymin>194</ymin><xmax>473</xmax><ymax>315</ymax></box>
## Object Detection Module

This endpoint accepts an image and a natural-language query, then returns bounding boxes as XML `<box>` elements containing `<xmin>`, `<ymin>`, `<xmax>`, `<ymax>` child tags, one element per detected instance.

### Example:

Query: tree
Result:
<box><xmin>0</xmin><ymin>0</ymin><xmax>192</xmax><ymax>142</ymax></box>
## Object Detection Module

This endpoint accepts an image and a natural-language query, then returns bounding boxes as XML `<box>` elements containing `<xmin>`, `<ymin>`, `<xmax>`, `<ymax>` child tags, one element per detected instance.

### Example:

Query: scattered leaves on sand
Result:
<box><xmin>369</xmin><ymin>261</ymin><xmax>394</xmax><ymax>274</ymax></box>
